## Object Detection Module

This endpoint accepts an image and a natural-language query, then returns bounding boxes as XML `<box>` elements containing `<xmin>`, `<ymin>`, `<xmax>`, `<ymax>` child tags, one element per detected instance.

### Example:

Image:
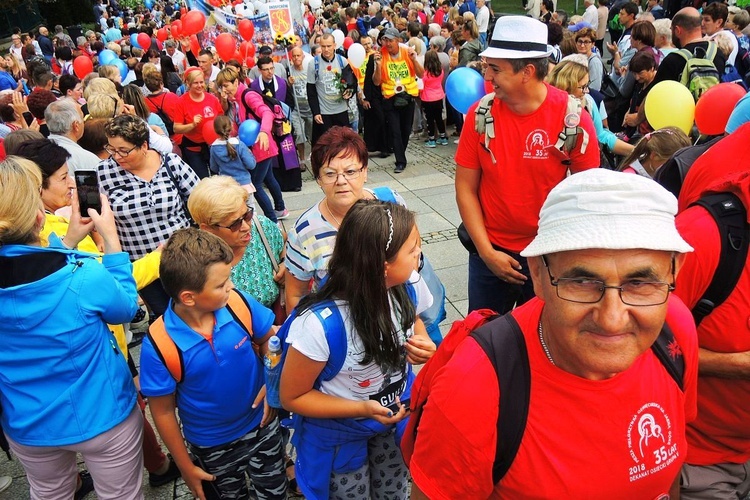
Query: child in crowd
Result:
<box><xmin>618</xmin><ymin>126</ymin><xmax>690</xmax><ymax>177</ymax></box>
<box><xmin>421</xmin><ymin>50</ymin><xmax>448</xmax><ymax>147</ymax></box>
<box><xmin>210</xmin><ymin>115</ymin><xmax>257</xmax><ymax>203</ymax></box>
<box><xmin>140</xmin><ymin>228</ymin><xmax>287</xmax><ymax>500</ymax></box>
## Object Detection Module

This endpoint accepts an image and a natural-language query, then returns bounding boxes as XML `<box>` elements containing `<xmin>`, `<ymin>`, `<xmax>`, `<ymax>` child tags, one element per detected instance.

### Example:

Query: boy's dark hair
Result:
<box><xmin>703</xmin><ymin>2</ymin><xmax>728</xmax><ymax>23</ymax></box>
<box><xmin>159</xmin><ymin>228</ymin><xmax>234</xmax><ymax>303</ymax></box>
<box><xmin>35</xmin><ymin>72</ymin><xmax>55</xmax><ymax>89</ymax></box>
<box><xmin>547</xmin><ymin>21</ymin><xmax>563</xmax><ymax>45</ymax></box>
<box><xmin>621</xmin><ymin>2</ymin><xmax>639</xmax><ymax>17</ymax></box>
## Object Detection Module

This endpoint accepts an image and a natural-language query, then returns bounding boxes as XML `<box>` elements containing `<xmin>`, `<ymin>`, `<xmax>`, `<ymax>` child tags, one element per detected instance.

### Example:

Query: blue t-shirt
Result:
<box><xmin>140</xmin><ymin>292</ymin><xmax>275</xmax><ymax>447</ymax></box>
<box><xmin>0</xmin><ymin>71</ymin><xmax>17</xmax><ymax>92</ymax></box>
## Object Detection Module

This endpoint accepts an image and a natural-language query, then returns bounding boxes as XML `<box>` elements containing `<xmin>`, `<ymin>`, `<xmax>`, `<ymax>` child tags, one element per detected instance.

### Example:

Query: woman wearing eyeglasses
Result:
<box><xmin>574</xmin><ymin>28</ymin><xmax>603</xmax><ymax>92</ymax></box>
<box><xmin>98</xmin><ymin>114</ymin><xmax>199</xmax><ymax>316</ymax></box>
<box><xmin>188</xmin><ymin>176</ymin><xmax>285</xmax><ymax>310</ymax></box>
<box><xmin>285</xmin><ymin>126</ymin><xmax>447</xmax><ymax>345</ymax></box>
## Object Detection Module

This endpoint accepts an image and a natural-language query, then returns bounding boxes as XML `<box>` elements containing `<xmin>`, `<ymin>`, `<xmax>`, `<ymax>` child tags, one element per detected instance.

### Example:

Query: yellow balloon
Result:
<box><xmin>644</xmin><ymin>81</ymin><xmax>696</xmax><ymax>134</ymax></box>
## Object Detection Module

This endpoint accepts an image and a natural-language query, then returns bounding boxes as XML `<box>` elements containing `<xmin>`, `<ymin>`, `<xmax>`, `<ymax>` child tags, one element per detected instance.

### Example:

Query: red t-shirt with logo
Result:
<box><xmin>409</xmin><ymin>296</ymin><xmax>698</xmax><ymax>499</ymax></box>
<box><xmin>454</xmin><ymin>84</ymin><xmax>600</xmax><ymax>253</ymax></box>
<box><xmin>176</xmin><ymin>92</ymin><xmax>222</xmax><ymax>144</ymax></box>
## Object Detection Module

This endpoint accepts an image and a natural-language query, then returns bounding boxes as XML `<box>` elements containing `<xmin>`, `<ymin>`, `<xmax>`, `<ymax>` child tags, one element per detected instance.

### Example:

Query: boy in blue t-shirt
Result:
<box><xmin>140</xmin><ymin>228</ymin><xmax>287</xmax><ymax>500</ymax></box>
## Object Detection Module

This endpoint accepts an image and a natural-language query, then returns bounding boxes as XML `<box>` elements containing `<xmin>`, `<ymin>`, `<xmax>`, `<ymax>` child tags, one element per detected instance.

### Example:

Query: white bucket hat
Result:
<box><xmin>521</xmin><ymin>169</ymin><xmax>693</xmax><ymax>257</ymax></box>
<box><xmin>480</xmin><ymin>16</ymin><xmax>552</xmax><ymax>60</ymax></box>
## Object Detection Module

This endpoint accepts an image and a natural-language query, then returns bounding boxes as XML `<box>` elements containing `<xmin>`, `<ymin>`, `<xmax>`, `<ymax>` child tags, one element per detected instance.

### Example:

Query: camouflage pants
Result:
<box><xmin>189</xmin><ymin>417</ymin><xmax>287</xmax><ymax>500</ymax></box>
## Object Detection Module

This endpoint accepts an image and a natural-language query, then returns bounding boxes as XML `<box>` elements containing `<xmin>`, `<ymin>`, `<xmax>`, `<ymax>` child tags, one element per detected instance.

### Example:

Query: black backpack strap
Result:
<box><xmin>470</xmin><ymin>313</ymin><xmax>530</xmax><ymax>485</ymax></box>
<box><xmin>689</xmin><ymin>192</ymin><xmax>749</xmax><ymax>326</ymax></box>
<box><xmin>650</xmin><ymin>322</ymin><xmax>685</xmax><ymax>391</ymax></box>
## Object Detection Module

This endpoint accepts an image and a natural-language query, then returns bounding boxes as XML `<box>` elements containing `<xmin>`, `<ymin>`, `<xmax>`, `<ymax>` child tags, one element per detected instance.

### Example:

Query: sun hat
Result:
<box><xmin>381</xmin><ymin>28</ymin><xmax>401</xmax><ymax>40</ymax></box>
<box><xmin>480</xmin><ymin>15</ymin><xmax>552</xmax><ymax>60</ymax></box>
<box><xmin>521</xmin><ymin>169</ymin><xmax>693</xmax><ymax>257</ymax></box>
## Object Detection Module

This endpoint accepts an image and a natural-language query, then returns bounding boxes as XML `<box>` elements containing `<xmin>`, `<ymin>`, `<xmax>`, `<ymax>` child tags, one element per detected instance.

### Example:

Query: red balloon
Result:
<box><xmin>180</xmin><ymin>7</ymin><xmax>187</xmax><ymax>16</ymax></box>
<box><xmin>183</xmin><ymin>11</ymin><xmax>206</xmax><ymax>36</ymax></box>
<box><xmin>137</xmin><ymin>33</ymin><xmax>152</xmax><ymax>51</ymax></box>
<box><xmin>245</xmin><ymin>57</ymin><xmax>256</xmax><ymax>69</ymax></box>
<box><xmin>202</xmin><ymin>119</ymin><xmax>219</xmax><ymax>145</ymax></box>
<box><xmin>343</xmin><ymin>37</ymin><xmax>353</xmax><ymax>50</ymax></box>
<box><xmin>190</xmin><ymin>34</ymin><xmax>201</xmax><ymax>56</ymax></box>
<box><xmin>170</xmin><ymin>20</ymin><xmax>182</xmax><ymax>38</ymax></box>
<box><xmin>239</xmin><ymin>41</ymin><xmax>256</xmax><ymax>60</ymax></box>
<box><xmin>73</xmin><ymin>56</ymin><xmax>94</xmax><ymax>79</ymax></box>
<box><xmin>695</xmin><ymin>82</ymin><xmax>748</xmax><ymax>135</ymax></box>
<box><xmin>156</xmin><ymin>28</ymin><xmax>167</xmax><ymax>42</ymax></box>
<box><xmin>215</xmin><ymin>33</ymin><xmax>237</xmax><ymax>63</ymax></box>
<box><xmin>238</xmin><ymin>19</ymin><xmax>255</xmax><ymax>41</ymax></box>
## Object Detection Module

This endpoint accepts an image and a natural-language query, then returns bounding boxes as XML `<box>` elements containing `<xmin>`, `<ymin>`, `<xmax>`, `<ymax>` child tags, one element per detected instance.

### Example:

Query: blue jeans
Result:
<box><xmin>251</xmin><ymin>158</ymin><xmax>285</xmax><ymax>222</ymax></box>
<box><xmin>479</xmin><ymin>32</ymin><xmax>487</xmax><ymax>49</ymax></box>
<box><xmin>467</xmin><ymin>251</ymin><xmax>534</xmax><ymax>315</ymax></box>
<box><xmin>180</xmin><ymin>140</ymin><xmax>210</xmax><ymax>179</ymax></box>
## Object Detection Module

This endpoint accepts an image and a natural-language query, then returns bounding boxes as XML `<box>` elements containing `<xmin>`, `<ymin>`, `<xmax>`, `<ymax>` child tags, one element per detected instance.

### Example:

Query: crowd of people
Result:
<box><xmin>0</xmin><ymin>0</ymin><xmax>749</xmax><ymax>498</ymax></box>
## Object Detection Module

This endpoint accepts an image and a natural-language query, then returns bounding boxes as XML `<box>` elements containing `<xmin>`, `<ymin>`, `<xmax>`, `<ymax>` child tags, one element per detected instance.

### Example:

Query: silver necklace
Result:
<box><xmin>538</xmin><ymin>320</ymin><xmax>556</xmax><ymax>366</ymax></box>
<box><xmin>324</xmin><ymin>198</ymin><xmax>342</xmax><ymax>227</ymax></box>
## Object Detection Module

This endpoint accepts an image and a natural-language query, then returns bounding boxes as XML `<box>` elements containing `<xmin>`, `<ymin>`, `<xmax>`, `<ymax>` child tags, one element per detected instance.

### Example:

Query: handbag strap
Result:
<box><xmin>162</xmin><ymin>155</ymin><xmax>192</xmax><ymax>223</ymax></box>
<box><xmin>252</xmin><ymin>215</ymin><xmax>279</xmax><ymax>272</ymax></box>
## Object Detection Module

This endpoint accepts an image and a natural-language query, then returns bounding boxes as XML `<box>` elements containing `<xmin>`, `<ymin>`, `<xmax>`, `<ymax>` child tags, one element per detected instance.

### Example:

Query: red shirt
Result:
<box><xmin>145</xmin><ymin>90</ymin><xmax>182</xmax><ymax>143</ymax></box>
<box><xmin>175</xmin><ymin>91</ymin><xmax>222</xmax><ymax>144</ymax></box>
<box><xmin>410</xmin><ymin>297</ymin><xmax>698</xmax><ymax>499</ymax></box>
<box><xmin>455</xmin><ymin>84</ymin><xmax>600</xmax><ymax>252</ymax></box>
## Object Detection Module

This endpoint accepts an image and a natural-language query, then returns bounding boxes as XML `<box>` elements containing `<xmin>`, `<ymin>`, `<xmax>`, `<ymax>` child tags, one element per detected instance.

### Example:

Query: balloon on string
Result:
<box><xmin>183</xmin><ymin>11</ymin><xmax>207</xmax><ymax>35</ymax></box>
<box><xmin>170</xmin><ymin>20</ymin><xmax>182</xmax><ymax>38</ymax></box>
<box><xmin>239</xmin><ymin>119</ymin><xmax>261</xmax><ymax>147</ymax></box>
<box><xmin>644</xmin><ymin>80</ymin><xmax>695</xmax><ymax>134</ymax></box>
<box><xmin>98</xmin><ymin>49</ymin><xmax>117</xmax><ymax>65</ymax></box>
<box><xmin>238</xmin><ymin>19</ymin><xmax>255</xmax><ymax>40</ymax></box>
<box><xmin>240</xmin><ymin>41</ymin><xmax>255</xmax><ymax>60</ymax></box>
<box><xmin>347</xmin><ymin>43</ymin><xmax>366</xmax><ymax>67</ymax></box>
<box><xmin>245</xmin><ymin>57</ymin><xmax>256</xmax><ymax>69</ymax></box>
<box><xmin>215</xmin><ymin>33</ymin><xmax>237</xmax><ymax>62</ymax></box>
<box><xmin>445</xmin><ymin>67</ymin><xmax>486</xmax><ymax>114</ymax></box>
<box><xmin>113</xmin><ymin>58</ymin><xmax>128</xmax><ymax>81</ymax></box>
<box><xmin>343</xmin><ymin>37</ymin><xmax>353</xmax><ymax>50</ymax></box>
<box><xmin>309</xmin><ymin>0</ymin><xmax>322</xmax><ymax>9</ymax></box>
<box><xmin>190</xmin><ymin>34</ymin><xmax>201</xmax><ymax>56</ymax></box>
<box><xmin>332</xmin><ymin>29</ymin><xmax>345</xmax><ymax>48</ymax></box>
<box><xmin>130</xmin><ymin>33</ymin><xmax>141</xmax><ymax>49</ymax></box>
<box><xmin>202</xmin><ymin>119</ymin><xmax>219</xmax><ymax>144</ymax></box>
<box><xmin>137</xmin><ymin>33</ymin><xmax>151</xmax><ymax>51</ymax></box>
<box><xmin>73</xmin><ymin>56</ymin><xmax>93</xmax><ymax>79</ymax></box>
<box><xmin>694</xmin><ymin>82</ymin><xmax>747</xmax><ymax>136</ymax></box>
<box><xmin>156</xmin><ymin>27</ymin><xmax>168</xmax><ymax>42</ymax></box>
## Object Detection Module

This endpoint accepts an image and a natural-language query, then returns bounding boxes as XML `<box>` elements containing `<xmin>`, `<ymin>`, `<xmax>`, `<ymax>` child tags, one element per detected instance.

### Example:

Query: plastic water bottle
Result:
<box><xmin>264</xmin><ymin>336</ymin><xmax>282</xmax><ymax>408</ymax></box>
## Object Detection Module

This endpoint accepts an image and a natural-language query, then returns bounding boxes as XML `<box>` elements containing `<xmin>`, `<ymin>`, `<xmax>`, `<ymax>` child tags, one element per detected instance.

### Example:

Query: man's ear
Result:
<box><xmin>527</xmin><ymin>255</ymin><xmax>547</xmax><ymax>300</ymax></box>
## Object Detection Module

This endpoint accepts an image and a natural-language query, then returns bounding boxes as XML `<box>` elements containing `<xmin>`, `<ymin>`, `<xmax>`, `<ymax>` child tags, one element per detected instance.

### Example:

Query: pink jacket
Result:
<box><xmin>233</xmin><ymin>83</ymin><xmax>278</xmax><ymax>162</ymax></box>
<box><xmin>420</xmin><ymin>70</ymin><xmax>445</xmax><ymax>103</ymax></box>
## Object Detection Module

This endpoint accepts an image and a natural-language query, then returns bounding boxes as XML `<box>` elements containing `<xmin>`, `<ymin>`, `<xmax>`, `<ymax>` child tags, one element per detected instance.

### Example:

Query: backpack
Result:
<box><xmin>147</xmin><ymin>289</ymin><xmax>255</xmax><ymax>382</ymax></box>
<box><xmin>473</xmin><ymin>92</ymin><xmax>590</xmax><ymax>167</ymax></box>
<box><xmin>240</xmin><ymin>88</ymin><xmax>292</xmax><ymax>139</ymax></box>
<box><xmin>677</xmin><ymin>42</ymin><xmax>720</xmax><ymax>102</ymax></box>
<box><xmin>146</xmin><ymin>93</ymin><xmax>175</xmax><ymax>136</ymax></box>
<box><xmin>401</xmin><ymin>309</ymin><xmax>685</xmax><ymax>486</ymax></box>
<box><xmin>687</xmin><ymin>192</ymin><xmax>749</xmax><ymax>326</ymax></box>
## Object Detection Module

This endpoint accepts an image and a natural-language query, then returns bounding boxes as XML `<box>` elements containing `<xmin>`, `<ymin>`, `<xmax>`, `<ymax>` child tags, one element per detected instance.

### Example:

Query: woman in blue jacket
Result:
<box><xmin>0</xmin><ymin>156</ymin><xmax>143</xmax><ymax>499</ymax></box>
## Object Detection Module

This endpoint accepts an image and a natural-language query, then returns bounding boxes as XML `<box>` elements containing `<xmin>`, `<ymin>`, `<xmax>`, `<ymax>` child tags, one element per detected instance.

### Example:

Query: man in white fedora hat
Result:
<box><xmin>409</xmin><ymin>168</ymin><xmax>698</xmax><ymax>498</ymax></box>
<box><xmin>455</xmin><ymin>15</ymin><xmax>600</xmax><ymax>316</ymax></box>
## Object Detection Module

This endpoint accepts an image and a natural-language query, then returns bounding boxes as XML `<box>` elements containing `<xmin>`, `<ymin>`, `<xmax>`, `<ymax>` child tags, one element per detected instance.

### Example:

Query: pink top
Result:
<box><xmin>232</xmin><ymin>83</ymin><xmax>279</xmax><ymax>162</ymax></box>
<box><xmin>420</xmin><ymin>70</ymin><xmax>445</xmax><ymax>103</ymax></box>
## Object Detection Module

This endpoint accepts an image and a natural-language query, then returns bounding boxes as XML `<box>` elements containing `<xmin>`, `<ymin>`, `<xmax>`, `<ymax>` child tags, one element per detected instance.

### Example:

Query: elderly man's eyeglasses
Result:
<box><xmin>105</xmin><ymin>144</ymin><xmax>139</xmax><ymax>158</ymax></box>
<box><xmin>213</xmin><ymin>207</ymin><xmax>254</xmax><ymax>232</ymax></box>
<box><xmin>542</xmin><ymin>255</ymin><xmax>675</xmax><ymax>306</ymax></box>
<box><xmin>319</xmin><ymin>166</ymin><xmax>365</xmax><ymax>184</ymax></box>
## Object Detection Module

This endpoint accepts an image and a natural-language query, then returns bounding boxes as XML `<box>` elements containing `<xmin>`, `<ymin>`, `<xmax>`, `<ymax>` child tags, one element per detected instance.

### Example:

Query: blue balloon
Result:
<box><xmin>98</xmin><ymin>49</ymin><xmax>117</xmax><ymax>65</ymax></box>
<box><xmin>239</xmin><ymin>120</ymin><xmax>261</xmax><ymax>147</ymax></box>
<box><xmin>144</xmin><ymin>0</ymin><xmax>154</xmax><ymax>8</ymax></box>
<box><xmin>726</xmin><ymin>91</ymin><xmax>750</xmax><ymax>135</ymax></box>
<box><xmin>113</xmin><ymin>58</ymin><xmax>128</xmax><ymax>81</ymax></box>
<box><xmin>130</xmin><ymin>33</ymin><xmax>140</xmax><ymax>49</ymax></box>
<box><xmin>445</xmin><ymin>67</ymin><xmax>486</xmax><ymax>115</ymax></box>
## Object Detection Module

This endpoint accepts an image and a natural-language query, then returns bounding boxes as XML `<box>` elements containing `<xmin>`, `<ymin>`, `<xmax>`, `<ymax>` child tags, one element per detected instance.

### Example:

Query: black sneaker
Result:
<box><xmin>149</xmin><ymin>457</ymin><xmax>181</xmax><ymax>487</ymax></box>
<box><xmin>74</xmin><ymin>471</ymin><xmax>94</xmax><ymax>500</ymax></box>
<box><xmin>394</xmin><ymin>164</ymin><xmax>406</xmax><ymax>173</ymax></box>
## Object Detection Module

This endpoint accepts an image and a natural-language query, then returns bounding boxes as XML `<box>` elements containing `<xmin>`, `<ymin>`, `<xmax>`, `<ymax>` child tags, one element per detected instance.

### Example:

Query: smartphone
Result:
<box><xmin>74</xmin><ymin>171</ymin><xmax>102</xmax><ymax>214</ymax></box>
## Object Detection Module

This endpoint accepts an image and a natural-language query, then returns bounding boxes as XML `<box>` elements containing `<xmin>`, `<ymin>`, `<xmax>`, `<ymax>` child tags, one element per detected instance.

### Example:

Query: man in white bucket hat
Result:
<box><xmin>410</xmin><ymin>169</ymin><xmax>698</xmax><ymax>498</ymax></box>
<box><xmin>455</xmin><ymin>15</ymin><xmax>600</xmax><ymax>317</ymax></box>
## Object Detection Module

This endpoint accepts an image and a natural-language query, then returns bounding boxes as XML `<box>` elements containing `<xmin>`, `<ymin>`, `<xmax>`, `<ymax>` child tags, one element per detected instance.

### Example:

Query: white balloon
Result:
<box><xmin>243</xmin><ymin>2</ymin><xmax>254</xmax><ymax>14</ymax></box>
<box><xmin>348</xmin><ymin>43</ymin><xmax>366</xmax><ymax>67</ymax></box>
<box><xmin>235</xmin><ymin>3</ymin><xmax>244</xmax><ymax>14</ymax></box>
<box><xmin>256</xmin><ymin>2</ymin><xmax>269</xmax><ymax>14</ymax></box>
<box><xmin>332</xmin><ymin>29</ymin><xmax>345</xmax><ymax>48</ymax></box>
<box><xmin>309</xmin><ymin>0</ymin><xmax>322</xmax><ymax>9</ymax></box>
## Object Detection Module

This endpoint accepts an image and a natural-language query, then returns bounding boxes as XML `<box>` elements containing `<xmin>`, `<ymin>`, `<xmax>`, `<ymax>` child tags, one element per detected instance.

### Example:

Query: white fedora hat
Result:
<box><xmin>480</xmin><ymin>16</ymin><xmax>552</xmax><ymax>60</ymax></box>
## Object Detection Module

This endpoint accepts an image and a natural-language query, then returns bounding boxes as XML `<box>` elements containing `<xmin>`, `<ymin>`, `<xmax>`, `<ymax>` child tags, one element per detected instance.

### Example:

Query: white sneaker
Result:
<box><xmin>453</xmin><ymin>139</ymin><xmax>460</xmax><ymax>145</ymax></box>
<box><xmin>0</xmin><ymin>476</ymin><xmax>12</xmax><ymax>494</ymax></box>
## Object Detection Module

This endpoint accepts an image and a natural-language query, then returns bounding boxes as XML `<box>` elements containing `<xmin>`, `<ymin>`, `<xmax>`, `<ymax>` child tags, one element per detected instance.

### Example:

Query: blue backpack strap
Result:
<box><xmin>405</xmin><ymin>282</ymin><xmax>417</xmax><ymax>307</ymax></box>
<box><xmin>372</xmin><ymin>186</ymin><xmax>398</xmax><ymax>204</ymax></box>
<box><xmin>310</xmin><ymin>300</ymin><xmax>348</xmax><ymax>386</ymax></box>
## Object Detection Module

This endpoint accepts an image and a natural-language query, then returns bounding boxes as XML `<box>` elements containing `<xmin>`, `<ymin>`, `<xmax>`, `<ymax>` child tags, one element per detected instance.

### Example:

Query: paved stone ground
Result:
<box><xmin>0</xmin><ymin>132</ymin><xmax>467</xmax><ymax>499</ymax></box>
